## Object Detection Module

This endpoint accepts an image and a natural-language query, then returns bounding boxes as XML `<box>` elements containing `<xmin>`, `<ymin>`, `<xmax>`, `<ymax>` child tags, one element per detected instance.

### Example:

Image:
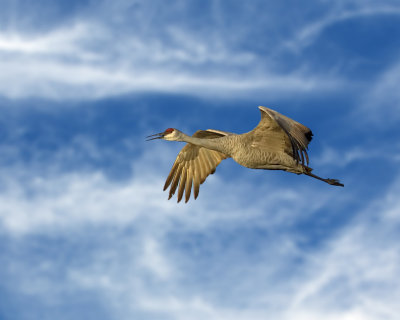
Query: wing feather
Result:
<box><xmin>255</xmin><ymin>106</ymin><xmax>313</xmax><ymax>165</ymax></box>
<box><xmin>184</xmin><ymin>168</ymin><xmax>192</xmax><ymax>203</ymax></box>
<box><xmin>198</xmin><ymin>152</ymin><xmax>208</xmax><ymax>183</ymax></box>
<box><xmin>164</xmin><ymin>130</ymin><xmax>229</xmax><ymax>203</ymax></box>
<box><xmin>163</xmin><ymin>162</ymin><xmax>177</xmax><ymax>191</ymax></box>
<box><xmin>193</xmin><ymin>162</ymin><xmax>200</xmax><ymax>200</ymax></box>
<box><xmin>177</xmin><ymin>168</ymin><xmax>187</xmax><ymax>203</ymax></box>
<box><xmin>168</xmin><ymin>164</ymin><xmax>183</xmax><ymax>199</ymax></box>
<box><xmin>201</xmin><ymin>149</ymin><xmax>214</xmax><ymax>172</ymax></box>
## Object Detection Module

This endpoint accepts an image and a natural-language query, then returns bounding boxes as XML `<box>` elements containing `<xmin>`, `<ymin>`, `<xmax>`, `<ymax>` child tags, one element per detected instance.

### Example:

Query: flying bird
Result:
<box><xmin>147</xmin><ymin>106</ymin><xmax>343</xmax><ymax>203</ymax></box>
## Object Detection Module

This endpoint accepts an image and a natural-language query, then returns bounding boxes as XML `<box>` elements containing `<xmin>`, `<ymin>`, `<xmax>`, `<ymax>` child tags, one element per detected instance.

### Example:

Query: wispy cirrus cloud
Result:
<box><xmin>0</xmin><ymin>138</ymin><xmax>339</xmax><ymax>236</ymax></box>
<box><xmin>1</xmin><ymin>1</ymin><xmax>400</xmax><ymax>320</ymax></box>
<box><xmin>359</xmin><ymin>59</ymin><xmax>400</xmax><ymax>125</ymax></box>
<box><xmin>1</xmin><ymin>144</ymin><xmax>399</xmax><ymax>320</ymax></box>
<box><xmin>286</xmin><ymin>178</ymin><xmax>400</xmax><ymax>320</ymax></box>
<box><xmin>0</xmin><ymin>140</ymin><xmax>339</xmax><ymax>318</ymax></box>
<box><xmin>314</xmin><ymin>144</ymin><xmax>400</xmax><ymax>168</ymax></box>
<box><xmin>4</xmin><ymin>0</ymin><xmax>399</xmax><ymax>101</ymax></box>
<box><xmin>0</xmin><ymin>27</ymin><xmax>337</xmax><ymax>100</ymax></box>
<box><xmin>0</xmin><ymin>1</ymin><xmax>351</xmax><ymax>101</ymax></box>
<box><xmin>283</xmin><ymin>2</ymin><xmax>400</xmax><ymax>51</ymax></box>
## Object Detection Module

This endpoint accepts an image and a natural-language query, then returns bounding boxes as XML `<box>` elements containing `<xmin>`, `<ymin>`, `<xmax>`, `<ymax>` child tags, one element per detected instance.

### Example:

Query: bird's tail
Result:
<box><xmin>303</xmin><ymin>166</ymin><xmax>344</xmax><ymax>187</ymax></box>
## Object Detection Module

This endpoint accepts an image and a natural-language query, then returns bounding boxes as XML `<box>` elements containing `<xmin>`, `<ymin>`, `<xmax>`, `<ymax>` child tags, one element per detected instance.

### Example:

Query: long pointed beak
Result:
<box><xmin>146</xmin><ymin>132</ymin><xmax>164</xmax><ymax>141</ymax></box>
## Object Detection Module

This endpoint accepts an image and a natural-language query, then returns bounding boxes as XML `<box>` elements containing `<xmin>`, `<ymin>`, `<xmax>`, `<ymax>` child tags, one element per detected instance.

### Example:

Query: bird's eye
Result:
<box><xmin>165</xmin><ymin>128</ymin><xmax>174</xmax><ymax>134</ymax></box>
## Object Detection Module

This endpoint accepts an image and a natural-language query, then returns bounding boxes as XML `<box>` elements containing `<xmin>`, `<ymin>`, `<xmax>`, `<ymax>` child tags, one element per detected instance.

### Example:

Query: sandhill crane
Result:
<box><xmin>147</xmin><ymin>106</ymin><xmax>343</xmax><ymax>203</ymax></box>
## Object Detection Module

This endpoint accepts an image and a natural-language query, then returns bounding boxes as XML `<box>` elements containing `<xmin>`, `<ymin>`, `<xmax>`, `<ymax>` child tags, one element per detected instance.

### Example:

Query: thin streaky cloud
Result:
<box><xmin>0</xmin><ymin>1</ymin><xmax>399</xmax><ymax>319</ymax></box>
<box><xmin>0</xmin><ymin>149</ymin><xmax>335</xmax><ymax>236</ymax></box>
<box><xmin>0</xmin><ymin>142</ymin><xmax>398</xmax><ymax>320</ymax></box>
<box><xmin>314</xmin><ymin>144</ymin><xmax>400</xmax><ymax>168</ymax></box>
<box><xmin>287</xmin><ymin>179</ymin><xmax>400</xmax><ymax>320</ymax></box>
<box><xmin>0</xmin><ymin>9</ymin><xmax>347</xmax><ymax>100</ymax></box>
<box><xmin>283</xmin><ymin>3</ymin><xmax>400</xmax><ymax>52</ymax></box>
<box><xmin>0</xmin><ymin>52</ymin><xmax>341</xmax><ymax>100</ymax></box>
<box><xmin>360</xmin><ymin>59</ymin><xmax>400</xmax><ymax>124</ymax></box>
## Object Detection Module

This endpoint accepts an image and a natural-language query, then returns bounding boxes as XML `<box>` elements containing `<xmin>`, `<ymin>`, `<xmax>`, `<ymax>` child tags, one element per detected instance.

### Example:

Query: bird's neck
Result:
<box><xmin>180</xmin><ymin>133</ymin><xmax>229</xmax><ymax>154</ymax></box>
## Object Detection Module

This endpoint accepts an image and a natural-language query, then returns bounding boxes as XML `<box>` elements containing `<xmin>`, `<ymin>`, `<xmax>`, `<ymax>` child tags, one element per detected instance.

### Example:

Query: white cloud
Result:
<box><xmin>313</xmin><ymin>144</ymin><xmax>400</xmax><ymax>168</ymax></box>
<box><xmin>1</xmin><ymin>138</ymin><xmax>399</xmax><ymax>319</ymax></box>
<box><xmin>283</xmin><ymin>2</ymin><xmax>400</xmax><ymax>51</ymax></box>
<box><xmin>0</xmin><ymin>141</ymin><xmax>333</xmax><ymax>236</ymax></box>
<box><xmin>1</xmin><ymin>2</ymin><xmax>400</xmax><ymax>318</ymax></box>
<box><xmin>139</xmin><ymin>237</ymin><xmax>173</xmax><ymax>280</ymax></box>
<box><xmin>359</xmin><ymin>59</ymin><xmax>400</xmax><ymax>125</ymax></box>
<box><xmin>0</xmin><ymin>2</ymin><xmax>346</xmax><ymax>100</ymax></box>
<box><xmin>0</xmin><ymin>23</ymin><xmax>93</xmax><ymax>56</ymax></box>
<box><xmin>1</xmin><ymin>0</ymin><xmax>399</xmax><ymax>101</ymax></box>
<box><xmin>285</xmin><ymin>178</ymin><xmax>400</xmax><ymax>320</ymax></box>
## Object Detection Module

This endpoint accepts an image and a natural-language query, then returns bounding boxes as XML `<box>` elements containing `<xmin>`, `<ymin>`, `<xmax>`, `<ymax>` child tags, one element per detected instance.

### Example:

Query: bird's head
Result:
<box><xmin>146</xmin><ymin>128</ymin><xmax>183</xmax><ymax>141</ymax></box>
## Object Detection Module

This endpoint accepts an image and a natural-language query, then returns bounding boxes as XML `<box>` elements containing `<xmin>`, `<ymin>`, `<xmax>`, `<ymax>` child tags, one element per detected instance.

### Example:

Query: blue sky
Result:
<box><xmin>1</xmin><ymin>0</ymin><xmax>400</xmax><ymax>319</ymax></box>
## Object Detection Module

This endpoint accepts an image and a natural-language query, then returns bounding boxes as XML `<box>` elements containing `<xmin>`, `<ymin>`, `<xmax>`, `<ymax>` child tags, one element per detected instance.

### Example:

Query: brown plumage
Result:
<box><xmin>147</xmin><ymin>106</ymin><xmax>343</xmax><ymax>203</ymax></box>
<box><xmin>163</xmin><ymin>130</ymin><xmax>229</xmax><ymax>203</ymax></box>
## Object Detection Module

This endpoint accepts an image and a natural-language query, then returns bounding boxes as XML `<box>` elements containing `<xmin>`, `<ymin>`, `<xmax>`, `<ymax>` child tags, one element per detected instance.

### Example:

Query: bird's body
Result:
<box><xmin>216</xmin><ymin>133</ymin><xmax>304</xmax><ymax>173</ymax></box>
<box><xmin>147</xmin><ymin>106</ymin><xmax>343</xmax><ymax>203</ymax></box>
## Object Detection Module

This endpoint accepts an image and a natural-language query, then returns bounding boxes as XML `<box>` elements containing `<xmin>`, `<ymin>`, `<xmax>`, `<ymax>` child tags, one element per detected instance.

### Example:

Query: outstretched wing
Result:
<box><xmin>253</xmin><ymin>106</ymin><xmax>313</xmax><ymax>165</ymax></box>
<box><xmin>164</xmin><ymin>130</ymin><xmax>230</xmax><ymax>203</ymax></box>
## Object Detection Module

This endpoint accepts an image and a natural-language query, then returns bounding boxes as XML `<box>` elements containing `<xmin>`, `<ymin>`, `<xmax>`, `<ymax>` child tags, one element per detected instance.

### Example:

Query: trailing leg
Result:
<box><xmin>303</xmin><ymin>166</ymin><xmax>344</xmax><ymax>187</ymax></box>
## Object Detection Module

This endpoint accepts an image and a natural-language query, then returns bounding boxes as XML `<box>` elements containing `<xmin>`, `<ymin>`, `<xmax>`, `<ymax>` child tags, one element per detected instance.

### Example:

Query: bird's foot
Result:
<box><xmin>326</xmin><ymin>178</ymin><xmax>344</xmax><ymax>187</ymax></box>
